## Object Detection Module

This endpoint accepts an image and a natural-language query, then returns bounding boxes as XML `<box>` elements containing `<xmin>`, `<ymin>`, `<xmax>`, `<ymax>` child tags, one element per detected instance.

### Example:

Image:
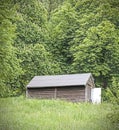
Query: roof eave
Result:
<box><xmin>27</xmin><ymin>84</ymin><xmax>86</xmax><ymax>89</ymax></box>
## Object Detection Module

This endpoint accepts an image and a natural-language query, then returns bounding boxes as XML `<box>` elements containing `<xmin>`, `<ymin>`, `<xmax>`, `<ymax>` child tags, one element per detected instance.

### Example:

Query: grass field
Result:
<box><xmin>0</xmin><ymin>96</ymin><xmax>118</xmax><ymax>130</ymax></box>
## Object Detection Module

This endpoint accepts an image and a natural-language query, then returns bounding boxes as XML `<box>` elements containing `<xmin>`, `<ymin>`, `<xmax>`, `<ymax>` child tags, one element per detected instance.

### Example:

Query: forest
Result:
<box><xmin>0</xmin><ymin>0</ymin><xmax>119</xmax><ymax>129</ymax></box>
<box><xmin>0</xmin><ymin>0</ymin><xmax>119</xmax><ymax>99</ymax></box>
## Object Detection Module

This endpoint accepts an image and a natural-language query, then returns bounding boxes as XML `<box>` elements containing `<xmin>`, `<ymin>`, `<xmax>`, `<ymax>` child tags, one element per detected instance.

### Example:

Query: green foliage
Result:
<box><xmin>16</xmin><ymin>44</ymin><xmax>61</xmax><ymax>92</ymax></box>
<box><xmin>47</xmin><ymin>2</ymin><xmax>79</xmax><ymax>73</ymax></box>
<box><xmin>14</xmin><ymin>0</ymin><xmax>47</xmax><ymax>26</ymax></box>
<box><xmin>22</xmin><ymin>43</ymin><xmax>61</xmax><ymax>75</ymax></box>
<box><xmin>14</xmin><ymin>0</ymin><xmax>47</xmax><ymax>47</ymax></box>
<box><xmin>1</xmin><ymin>0</ymin><xmax>119</xmax><ymax>96</ymax></box>
<box><xmin>0</xmin><ymin>97</ymin><xmax>118</xmax><ymax>130</ymax></box>
<box><xmin>0</xmin><ymin>0</ymin><xmax>22</xmax><ymax>97</ymax></box>
<box><xmin>72</xmin><ymin>20</ymin><xmax>119</xmax><ymax>87</ymax></box>
<box><xmin>105</xmin><ymin>77</ymin><xmax>119</xmax><ymax>126</ymax></box>
<box><xmin>12</xmin><ymin>0</ymin><xmax>62</xmax><ymax>93</ymax></box>
<box><xmin>107</xmin><ymin>105</ymin><xmax>119</xmax><ymax>127</ymax></box>
<box><xmin>70</xmin><ymin>0</ymin><xmax>119</xmax><ymax>87</ymax></box>
<box><xmin>15</xmin><ymin>21</ymin><xmax>43</xmax><ymax>45</ymax></box>
<box><xmin>0</xmin><ymin>82</ymin><xmax>10</xmax><ymax>97</ymax></box>
<box><xmin>105</xmin><ymin>77</ymin><xmax>119</xmax><ymax>104</ymax></box>
<box><xmin>39</xmin><ymin>0</ymin><xmax>64</xmax><ymax>18</ymax></box>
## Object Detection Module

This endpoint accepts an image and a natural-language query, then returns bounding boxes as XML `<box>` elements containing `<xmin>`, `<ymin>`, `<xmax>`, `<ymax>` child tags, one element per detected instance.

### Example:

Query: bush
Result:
<box><xmin>105</xmin><ymin>77</ymin><xmax>119</xmax><ymax>127</ymax></box>
<box><xmin>105</xmin><ymin>77</ymin><xmax>119</xmax><ymax>105</ymax></box>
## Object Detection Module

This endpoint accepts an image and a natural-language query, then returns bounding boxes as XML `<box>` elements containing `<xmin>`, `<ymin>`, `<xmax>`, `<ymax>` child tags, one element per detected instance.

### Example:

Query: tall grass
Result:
<box><xmin>0</xmin><ymin>96</ymin><xmax>118</xmax><ymax>130</ymax></box>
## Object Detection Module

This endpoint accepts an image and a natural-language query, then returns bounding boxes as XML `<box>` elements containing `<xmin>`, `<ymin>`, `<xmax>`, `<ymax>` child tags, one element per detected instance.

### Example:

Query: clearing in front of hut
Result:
<box><xmin>0</xmin><ymin>96</ymin><xmax>118</xmax><ymax>130</ymax></box>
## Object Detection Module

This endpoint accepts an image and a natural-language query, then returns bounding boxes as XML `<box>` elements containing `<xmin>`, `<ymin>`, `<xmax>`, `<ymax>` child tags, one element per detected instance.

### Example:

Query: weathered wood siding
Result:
<box><xmin>27</xmin><ymin>86</ymin><xmax>85</xmax><ymax>102</ymax></box>
<box><xmin>27</xmin><ymin>88</ymin><xmax>54</xmax><ymax>99</ymax></box>
<box><xmin>57</xmin><ymin>86</ymin><xmax>85</xmax><ymax>102</ymax></box>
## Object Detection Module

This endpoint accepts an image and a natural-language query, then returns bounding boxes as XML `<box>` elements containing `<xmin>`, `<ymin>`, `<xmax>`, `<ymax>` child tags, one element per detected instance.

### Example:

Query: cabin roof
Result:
<box><xmin>27</xmin><ymin>73</ymin><xmax>93</xmax><ymax>88</ymax></box>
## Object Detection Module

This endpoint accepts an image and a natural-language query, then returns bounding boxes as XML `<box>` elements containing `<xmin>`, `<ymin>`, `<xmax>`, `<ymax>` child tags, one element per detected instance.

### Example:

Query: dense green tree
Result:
<box><xmin>12</xmin><ymin>0</ymin><xmax>62</xmax><ymax>92</ymax></box>
<box><xmin>14</xmin><ymin>0</ymin><xmax>47</xmax><ymax>26</ymax></box>
<box><xmin>0</xmin><ymin>0</ymin><xmax>22</xmax><ymax>97</ymax></box>
<box><xmin>15</xmin><ymin>20</ymin><xmax>44</xmax><ymax>46</ymax></box>
<box><xmin>14</xmin><ymin>0</ymin><xmax>48</xmax><ymax>47</ymax></box>
<box><xmin>39</xmin><ymin>0</ymin><xmax>64</xmax><ymax>19</ymax></box>
<box><xmin>69</xmin><ymin>0</ymin><xmax>119</xmax><ymax>87</ymax></box>
<box><xmin>47</xmin><ymin>2</ymin><xmax>79</xmax><ymax>73</ymax></box>
<box><xmin>72</xmin><ymin>20</ymin><xmax>119</xmax><ymax>87</ymax></box>
<box><xmin>71</xmin><ymin>0</ymin><xmax>119</xmax><ymax>46</ymax></box>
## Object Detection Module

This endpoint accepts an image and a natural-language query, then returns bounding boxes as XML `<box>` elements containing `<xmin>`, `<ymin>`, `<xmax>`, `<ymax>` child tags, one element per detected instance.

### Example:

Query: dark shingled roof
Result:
<box><xmin>27</xmin><ymin>73</ymin><xmax>93</xmax><ymax>88</ymax></box>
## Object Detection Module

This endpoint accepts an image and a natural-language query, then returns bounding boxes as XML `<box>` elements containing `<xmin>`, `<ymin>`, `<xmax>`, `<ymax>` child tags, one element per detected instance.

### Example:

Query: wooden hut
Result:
<box><xmin>26</xmin><ymin>73</ymin><xmax>95</xmax><ymax>102</ymax></box>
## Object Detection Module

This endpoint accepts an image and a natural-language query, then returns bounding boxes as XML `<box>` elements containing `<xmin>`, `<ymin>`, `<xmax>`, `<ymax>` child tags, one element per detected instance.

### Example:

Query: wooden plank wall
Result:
<box><xmin>57</xmin><ymin>86</ymin><xmax>85</xmax><ymax>102</ymax></box>
<box><xmin>27</xmin><ymin>86</ymin><xmax>85</xmax><ymax>102</ymax></box>
<box><xmin>27</xmin><ymin>88</ymin><xmax>54</xmax><ymax>99</ymax></box>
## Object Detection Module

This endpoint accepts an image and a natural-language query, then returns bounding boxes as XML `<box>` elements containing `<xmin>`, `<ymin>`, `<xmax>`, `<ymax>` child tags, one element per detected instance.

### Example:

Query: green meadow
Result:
<box><xmin>0</xmin><ymin>96</ymin><xmax>118</xmax><ymax>130</ymax></box>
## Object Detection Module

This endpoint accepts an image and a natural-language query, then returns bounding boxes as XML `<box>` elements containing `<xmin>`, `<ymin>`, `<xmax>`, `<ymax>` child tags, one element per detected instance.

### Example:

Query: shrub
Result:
<box><xmin>105</xmin><ymin>77</ymin><xmax>119</xmax><ymax>104</ymax></box>
<box><xmin>105</xmin><ymin>77</ymin><xmax>119</xmax><ymax>127</ymax></box>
